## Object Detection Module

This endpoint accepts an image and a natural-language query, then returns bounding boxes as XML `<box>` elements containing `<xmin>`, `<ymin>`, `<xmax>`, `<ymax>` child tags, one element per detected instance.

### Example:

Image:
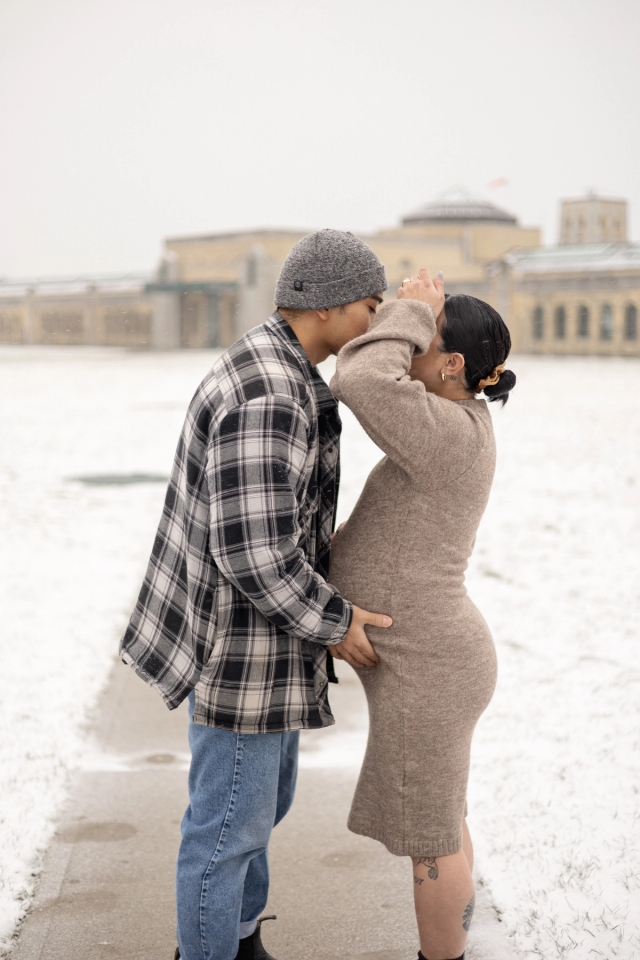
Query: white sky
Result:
<box><xmin>1</xmin><ymin>0</ymin><xmax>639</xmax><ymax>277</ymax></box>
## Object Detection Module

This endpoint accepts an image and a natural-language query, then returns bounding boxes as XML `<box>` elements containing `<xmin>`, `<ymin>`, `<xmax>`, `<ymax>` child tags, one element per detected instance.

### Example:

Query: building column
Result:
<box><xmin>86</xmin><ymin>284</ymin><xmax>98</xmax><ymax>345</ymax></box>
<box><xmin>25</xmin><ymin>287</ymin><xmax>36</xmax><ymax>344</ymax></box>
<box><xmin>238</xmin><ymin>246</ymin><xmax>278</xmax><ymax>338</ymax></box>
<box><xmin>151</xmin><ymin>290</ymin><xmax>181</xmax><ymax>349</ymax></box>
<box><xmin>207</xmin><ymin>292</ymin><xmax>219</xmax><ymax>347</ymax></box>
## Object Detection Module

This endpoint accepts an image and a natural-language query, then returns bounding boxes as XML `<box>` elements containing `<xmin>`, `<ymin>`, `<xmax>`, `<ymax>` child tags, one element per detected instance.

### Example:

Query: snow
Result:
<box><xmin>0</xmin><ymin>346</ymin><xmax>214</xmax><ymax>952</ymax></box>
<box><xmin>1</xmin><ymin>346</ymin><xmax>639</xmax><ymax>958</ymax></box>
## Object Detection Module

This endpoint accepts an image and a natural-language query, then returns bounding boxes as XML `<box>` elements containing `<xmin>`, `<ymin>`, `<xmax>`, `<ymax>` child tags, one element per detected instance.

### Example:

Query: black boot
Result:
<box><xmin>173</xmin><ymin>917</ymin><xmax>277</xmax><ymax>960</ymax></box>
<box><xmin>235</xmin><ymin>915</ymin><xmax>278</xmax><ymax>960</ymax></box>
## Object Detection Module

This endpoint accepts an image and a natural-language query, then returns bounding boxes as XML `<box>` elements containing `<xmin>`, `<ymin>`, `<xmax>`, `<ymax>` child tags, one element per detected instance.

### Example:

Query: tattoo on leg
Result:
<box><xmin>413</xmin><ymin>875</ymin><xmax>424</xmax><ymax>885</ymax></box>
<box><xmin>416</xmin><ymin>857</ymin><xmax>439</xmax><ymax>880</ymax></box>
<box><xmin>462</xmin><ymin>894</ymin><xmax>475</xmax><ymax>931</ymax></box>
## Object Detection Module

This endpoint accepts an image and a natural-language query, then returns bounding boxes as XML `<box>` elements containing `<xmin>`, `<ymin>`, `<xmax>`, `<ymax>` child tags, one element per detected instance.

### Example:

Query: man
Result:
<box><xmin>120</xmin><ymin>229</ymin><xmax>392</xmax><ymax>960</ymax></box>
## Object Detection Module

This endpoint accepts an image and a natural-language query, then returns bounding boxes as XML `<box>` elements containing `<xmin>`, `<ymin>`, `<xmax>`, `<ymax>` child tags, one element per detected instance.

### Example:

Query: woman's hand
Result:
<box><xmin>398</xmin><ymin>268</ymin><xmax>445</xmax><ymax>318</ymax></box>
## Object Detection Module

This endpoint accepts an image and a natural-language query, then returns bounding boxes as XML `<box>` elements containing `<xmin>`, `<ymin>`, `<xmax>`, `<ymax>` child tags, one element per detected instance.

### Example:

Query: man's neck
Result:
<box><xmin>279</xmin><ymin>311</ymin><xmax>331</xmax><ymax>367</ymax></box>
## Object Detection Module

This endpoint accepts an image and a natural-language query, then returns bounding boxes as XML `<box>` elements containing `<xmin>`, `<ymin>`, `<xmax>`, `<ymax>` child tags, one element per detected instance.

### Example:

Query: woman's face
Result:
<box><xmin>409</xmin><ymin>311</ymin><xmax>469</xmax><ymax>397</ymax></box>
<box><xmin>409</xmin><ymin>326</ymin><xmax>444</xmax><ymax>390</ymax></box>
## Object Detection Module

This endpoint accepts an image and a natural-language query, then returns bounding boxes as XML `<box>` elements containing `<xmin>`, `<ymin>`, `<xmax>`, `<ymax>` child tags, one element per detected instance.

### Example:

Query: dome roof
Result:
<box><xmin>403</xmin><ymin>185</ymin><xmax>517</xmax><ymax>226</ymax></box>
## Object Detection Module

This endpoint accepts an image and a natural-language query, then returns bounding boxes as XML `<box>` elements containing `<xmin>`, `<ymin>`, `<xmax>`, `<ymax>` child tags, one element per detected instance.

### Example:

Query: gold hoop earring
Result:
<box><xmin>441</xmin><ymin>370</ymin><xmax>446</xmax><ymax>382</ymax></box>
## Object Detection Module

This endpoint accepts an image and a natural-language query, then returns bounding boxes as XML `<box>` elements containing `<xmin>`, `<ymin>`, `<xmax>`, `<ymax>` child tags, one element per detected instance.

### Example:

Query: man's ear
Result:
<box><xmin>315</xmin><ymin>309</ymin><xmax>330</xmax><ymax>321</ymax></box>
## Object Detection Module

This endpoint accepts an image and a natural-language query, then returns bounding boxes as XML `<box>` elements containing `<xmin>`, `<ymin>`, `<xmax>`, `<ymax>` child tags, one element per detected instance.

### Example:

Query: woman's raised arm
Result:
<box><xmin>330</xmin><ymin>298</ymin><xmax>485</xmax><ymax>486</ymax></box>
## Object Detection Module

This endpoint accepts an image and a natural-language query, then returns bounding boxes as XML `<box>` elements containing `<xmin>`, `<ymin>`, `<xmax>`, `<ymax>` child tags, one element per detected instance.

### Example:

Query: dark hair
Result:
<box><xmin>440</xmin><ymin>294</ymin><xmax>516</xmax><ymax>405</ymax></box>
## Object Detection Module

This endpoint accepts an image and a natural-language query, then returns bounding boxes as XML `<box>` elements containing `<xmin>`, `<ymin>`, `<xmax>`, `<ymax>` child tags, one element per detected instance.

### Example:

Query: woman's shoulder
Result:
<box><xmin>429</xmin><ymin>394</ymin><xmax>494</xmax><ymax>432</ymax></box>
<box><xmin>407</xmin><ymin>396</ymin><xmax>495</xmax><ymax>489</ymax></box>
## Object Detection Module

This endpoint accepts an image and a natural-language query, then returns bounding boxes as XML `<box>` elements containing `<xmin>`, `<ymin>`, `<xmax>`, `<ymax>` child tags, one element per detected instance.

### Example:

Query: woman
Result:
<box><xmin>328</xmin><ymin>269</ymin><xmax>516</xmax><ymax>960</ymax></box>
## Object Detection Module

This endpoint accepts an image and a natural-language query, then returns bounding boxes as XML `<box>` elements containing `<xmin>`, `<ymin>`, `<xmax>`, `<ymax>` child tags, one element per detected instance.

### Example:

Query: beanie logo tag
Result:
<box><xmin>293</xmin><ymin>280</ymin><xmax>304</xmax><ymax>291</ymax></box>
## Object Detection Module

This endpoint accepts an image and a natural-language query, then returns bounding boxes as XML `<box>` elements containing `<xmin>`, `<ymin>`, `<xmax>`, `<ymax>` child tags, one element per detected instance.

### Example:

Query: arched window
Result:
<box><xmin>625</xmin><ymin>304</ymin><xmax>638</xmax><ymax>341</ymax></box>
<box><xmin>577</xmin><ymin>305</ymin><xmax>590</xmax><ymax>338</ymax></box>
<box><xmin>532</xmin><ymin>306</ymin><xmax>544</xmax><ymax>340</ymax></box>
<box><xmin>600</xmin><ymin>303</ymin><xmax>614</xmax><ymax>341</ymax></box>
<box><xmin>554</xmin><ymin>306</ymin><xmax>566</xmax><ymax>339</ymax></box>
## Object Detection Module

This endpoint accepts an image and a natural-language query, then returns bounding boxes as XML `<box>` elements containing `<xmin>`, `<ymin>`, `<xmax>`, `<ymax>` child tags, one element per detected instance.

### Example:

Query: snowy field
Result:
<box><xmin>1</xmin><ymin>345</ymin><xmax>639</xmax><ymax>959</ymax></box>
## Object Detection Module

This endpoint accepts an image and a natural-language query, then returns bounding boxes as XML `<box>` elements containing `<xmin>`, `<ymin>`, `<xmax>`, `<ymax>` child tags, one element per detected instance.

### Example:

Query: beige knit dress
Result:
<box><xmin>329</xmin><ymin>298</ymin><xmax>498</xmax><ymax>858</ymax></box>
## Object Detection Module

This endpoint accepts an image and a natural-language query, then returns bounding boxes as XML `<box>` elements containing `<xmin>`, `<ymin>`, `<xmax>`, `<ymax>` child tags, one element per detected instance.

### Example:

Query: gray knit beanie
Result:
<box><xmin>275</xmin><ymin>229</ymin><xmax>387</xmax><ymax>310</ymax></box>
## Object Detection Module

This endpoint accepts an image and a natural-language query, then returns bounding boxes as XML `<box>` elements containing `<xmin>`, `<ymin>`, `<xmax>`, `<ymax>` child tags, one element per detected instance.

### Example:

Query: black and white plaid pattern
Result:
<box><xmin>120</xmin><ymin>313</ymin><xmax>351</xmax><ymax>733</ymax></box>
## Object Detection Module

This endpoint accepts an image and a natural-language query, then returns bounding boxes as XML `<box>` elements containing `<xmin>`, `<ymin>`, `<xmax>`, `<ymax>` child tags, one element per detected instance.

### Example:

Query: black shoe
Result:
<box><xmin>418</xmin><ymin>953</ymin><xmax>464</xmax><ymax>960</ymax></box>
<box><xmin>235</xmin><ymin>915</ymin><xmax>278</xmax><ymax>960</ymax></box>
<box><xmin>173</xmin><ymin>915</ymin><xmax>277</xmax><ymax>960</ymax></box>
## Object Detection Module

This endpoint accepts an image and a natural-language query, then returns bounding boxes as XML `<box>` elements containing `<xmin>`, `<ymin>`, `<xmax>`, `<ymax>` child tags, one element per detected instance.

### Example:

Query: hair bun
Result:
<box><xmin>484</xmin><ymin>368</ymin><xmax>516</xmax><ymax>401</ymax></box>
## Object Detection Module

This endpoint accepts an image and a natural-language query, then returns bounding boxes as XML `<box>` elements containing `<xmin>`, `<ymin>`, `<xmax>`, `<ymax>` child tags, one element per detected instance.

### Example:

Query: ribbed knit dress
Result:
<box><xmin>329</xmin><ymin>298</ymin><xmax>498</xmax><ymax>858</ymax></box>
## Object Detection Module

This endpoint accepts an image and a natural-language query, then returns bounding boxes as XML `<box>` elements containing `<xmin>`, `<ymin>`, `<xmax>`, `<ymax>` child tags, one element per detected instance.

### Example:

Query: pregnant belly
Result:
<box><xmin>330</xmin><ymin>533</ymin><xmax>468</xmax><ymax>618</ymax></box>
<box><xmin>329</xmin><ymin>529</ymin><xmax>387</xmax><ymax>614</ymax></box>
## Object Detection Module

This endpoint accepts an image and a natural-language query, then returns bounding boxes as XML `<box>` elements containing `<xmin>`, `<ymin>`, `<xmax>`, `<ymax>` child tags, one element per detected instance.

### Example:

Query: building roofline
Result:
<box><xmin>0</xmin><ymin>271</ymin><xmax>155</xmax><ymax>297</ymax></box>
<box><xmin>560</xmin><ymin>193</ymin><xmax>627</xmax><ymax>205</ymax></box>
<box><xmin>0</xmin><ymin>270</ymin><xmax>153</xmax><ymax>287</ymax></box>
<box><xmin>164</xmin><ymin>228</ymin><xmax>311</xmax><ymax>244</ymax></box>
<box><xmin>507</xmin><ymin>241</ymin><xmax>640</xmax><ymax>274</ymax></box>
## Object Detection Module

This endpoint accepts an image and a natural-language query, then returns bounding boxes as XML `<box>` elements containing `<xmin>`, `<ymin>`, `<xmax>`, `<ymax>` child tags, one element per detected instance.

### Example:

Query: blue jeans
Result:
<box><xmin>176</xmin><ymin>693</ymin><xmax>299</xmax><ymax>960</ymax></box>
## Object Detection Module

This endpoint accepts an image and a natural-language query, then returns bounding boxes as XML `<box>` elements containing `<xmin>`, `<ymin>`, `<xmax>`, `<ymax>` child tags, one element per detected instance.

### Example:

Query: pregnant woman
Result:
<box><xmin>329</xmin><ymin>270</ymin><xmax>515</xmax><ymax>960</ymax></box>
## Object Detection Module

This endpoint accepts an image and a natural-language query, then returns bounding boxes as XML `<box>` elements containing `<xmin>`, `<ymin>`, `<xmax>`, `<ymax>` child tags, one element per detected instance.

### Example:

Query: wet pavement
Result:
<box><xmin>13</xmin><ymin>659</ymin><xmax>517</xmax><ymax>960</ymax></box>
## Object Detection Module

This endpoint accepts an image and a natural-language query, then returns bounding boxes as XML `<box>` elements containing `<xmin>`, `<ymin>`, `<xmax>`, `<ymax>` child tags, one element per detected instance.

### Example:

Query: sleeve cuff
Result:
<box><xmin>376</xmin><ymin>299</ymin><xmax>437</xmax><ymax>355</ymax></box>
<box><xmin>324</xmin><ymin>598</ymin><xmax>353</xmax><ymax>646</ymax></box>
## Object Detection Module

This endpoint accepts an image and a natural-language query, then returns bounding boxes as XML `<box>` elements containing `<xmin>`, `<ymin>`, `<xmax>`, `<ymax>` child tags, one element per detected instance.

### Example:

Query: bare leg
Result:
<box><xmin>462</xmin><ymin>818</ymin><xmax>474</xmax><ymax>872</ymax></box>
<box><xmin>412</xmin><ymin>823</ymin><xmax>475</xmax><ymax>960</ymax></box>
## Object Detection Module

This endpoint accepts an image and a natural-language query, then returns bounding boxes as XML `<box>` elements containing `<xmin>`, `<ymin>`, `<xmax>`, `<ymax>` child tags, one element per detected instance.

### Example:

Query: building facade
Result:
<box><xmin>0</xmin><ymin>272</ymin><xmax>239</xmax><ymax>350</ymax></box>
<box><xmin>507</xmin><ymin>197</ymin><xmax>639</xmax><ymax>355</ymax></box>
<box><xmin>0</xmin><ymin>274</ymin><xmax>155</xmax><ymax>347</ymax></box>
<box><xmin>559</xmin><ymin>193</ymin><xmax>627</xmax><ymax>245</ymax></box>
<box><xmin>159</xmin><ymin>186</ymin><xmax>541</xmax><ymax>341</ymax></box>
<box><xmin>1</xmin><ymin>188</ymin><xmax>638</xmax><ymax>356</ymax></box>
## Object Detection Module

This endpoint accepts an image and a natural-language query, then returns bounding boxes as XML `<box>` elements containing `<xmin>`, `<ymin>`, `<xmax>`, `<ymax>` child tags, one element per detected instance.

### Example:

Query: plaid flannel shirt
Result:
<box><xmin>120</xmin><ymin>312</ymin><xmax>352</xmax><ymax>733</ymax></box>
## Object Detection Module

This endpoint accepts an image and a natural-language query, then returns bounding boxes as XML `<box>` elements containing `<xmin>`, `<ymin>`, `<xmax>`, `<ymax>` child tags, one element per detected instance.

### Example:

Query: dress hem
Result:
<box><xmin>348</xmin><ymin>817</ymin><xmax>462</xmax><ymax>858</ymax></box>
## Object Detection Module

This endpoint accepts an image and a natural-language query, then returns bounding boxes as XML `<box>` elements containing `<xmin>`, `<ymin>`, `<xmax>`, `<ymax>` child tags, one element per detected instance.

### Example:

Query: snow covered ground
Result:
<box><xmin>1</xmin><ymin>345</ymin><xmax>639</xmax><ymax>958</ymax></box>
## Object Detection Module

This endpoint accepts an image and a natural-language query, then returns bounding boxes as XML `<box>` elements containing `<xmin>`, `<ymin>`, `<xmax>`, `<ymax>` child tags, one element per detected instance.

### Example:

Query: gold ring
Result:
<box><xmin>402</xmin><ymin>277</ymin><xmax>411</xmax><ymax>285</ymax></box>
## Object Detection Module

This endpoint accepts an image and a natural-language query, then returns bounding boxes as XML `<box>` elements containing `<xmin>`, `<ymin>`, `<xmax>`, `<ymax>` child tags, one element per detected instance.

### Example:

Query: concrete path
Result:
<box><xmin>13</xmin><ymin>659</ymin><xmax>518</xmax><ymax>960</ymax></box>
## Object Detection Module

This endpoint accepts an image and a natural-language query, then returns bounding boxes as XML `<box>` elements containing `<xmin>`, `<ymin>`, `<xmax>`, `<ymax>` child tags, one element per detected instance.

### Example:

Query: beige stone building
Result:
<box><xmin>0</xmin><ymin>273</ymin><xmax>155</xmax><ymax>347</ymax></box>
<box><xmin>159</xmin><ymin>186</ymin><xmax>540</xmax><ymax>344</ymax></box>
<box><xmin>559</xmin><ymin>192</ymin><xmax>627</xmax><ymax>244</ymax></box>
<box><xmin>1</xmin><ymin>187</ymin><xmax>637</xmax><ymax>356</ymax></box>
<box><xmin>0</xmin><ymin>271</ymin><xmax>238</xmax><ymax>350</ymax></box>
<box><xmin>507</xmin><ymin>196</ymin><xmax>639</xmax><ymax>355</ymax></box>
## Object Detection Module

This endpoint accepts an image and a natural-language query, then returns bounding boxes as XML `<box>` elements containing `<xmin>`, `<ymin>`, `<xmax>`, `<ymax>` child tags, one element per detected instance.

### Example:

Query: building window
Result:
<box><xmin>554</xmin><ymin>306</ymin><xmax>566</xmax><ymax>339</ymax></box>
<box><xmin>599</xmin><ymin>303</ymin><xmax>614</xmax><ymax>341</ymax></box>
<box><xmin>0</xmin><ymin>311</ymin><xmax>23</xmax><ymax>343</ymax></box>
<box><xmin>532</xmin><ymin>306</ymin><xmax>544</xmax><ymax>340</ymax></box>
<box><xmin>40</xmin><ymin>311</ymin><xmax>84</xmax><ymax>345</ymax></box>
<box><xmin>625</xmin><ymin>304</ymin><xmax>637</xmax><ymax>341</ymax></box>
<box><xmin>577</xmin><ymin>305</ymin><xmax>590</xmax><ymax>338</ymax></box>
<box><xmin>104</xmin><ymin>309</ymin><xmax>151</xmax><ymax>347</ymax></box>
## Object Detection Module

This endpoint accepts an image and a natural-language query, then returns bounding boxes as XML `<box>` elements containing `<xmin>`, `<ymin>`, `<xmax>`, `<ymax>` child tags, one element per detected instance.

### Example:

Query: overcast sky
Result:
<box><xmin>1</xmin><ymin>0</ymin><xmax>639</xmax><ymax>277</ymax></box>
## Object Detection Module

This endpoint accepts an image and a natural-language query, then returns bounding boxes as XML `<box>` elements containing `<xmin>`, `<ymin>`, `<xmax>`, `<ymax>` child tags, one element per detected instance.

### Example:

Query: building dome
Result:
<box><xmin>403</xmin><ymin>185</ymin><xmax>517</xmax><ymax>226</ymax></box>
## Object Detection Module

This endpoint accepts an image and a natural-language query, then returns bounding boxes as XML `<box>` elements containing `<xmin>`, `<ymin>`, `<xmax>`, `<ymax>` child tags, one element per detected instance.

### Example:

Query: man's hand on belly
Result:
<box><xmin>330</xmin><ymin>605</ymin><xmax>392</xmax><ymax>668</ymax></box>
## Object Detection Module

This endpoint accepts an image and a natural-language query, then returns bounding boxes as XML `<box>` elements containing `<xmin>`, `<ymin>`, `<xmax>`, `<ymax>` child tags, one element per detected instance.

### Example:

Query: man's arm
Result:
<box><xmin>207</xmin><ymin>394</ymin><xmax>352</xmax><ymax>645</ymax></box>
